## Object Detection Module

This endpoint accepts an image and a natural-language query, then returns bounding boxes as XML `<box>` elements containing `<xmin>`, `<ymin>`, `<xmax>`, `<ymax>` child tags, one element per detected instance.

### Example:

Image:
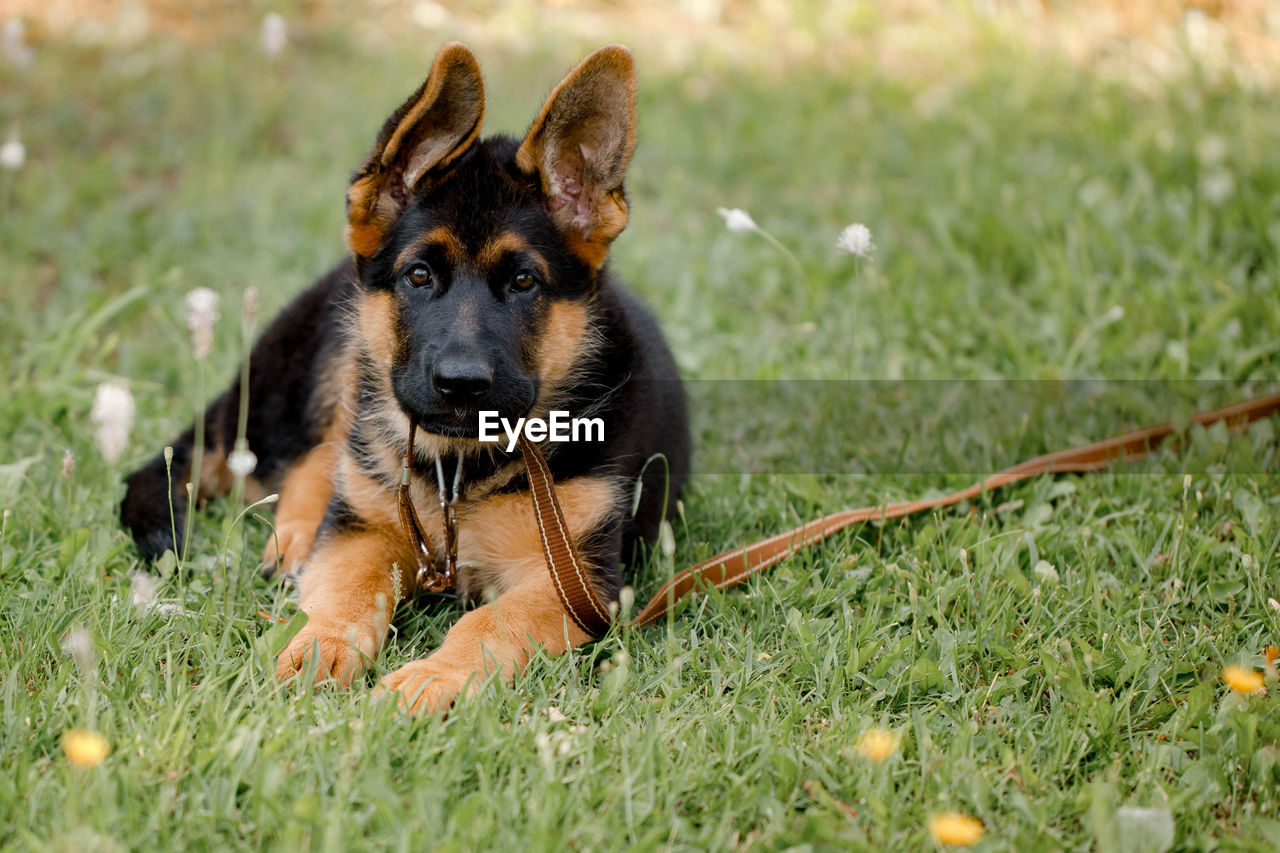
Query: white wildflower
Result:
<box><xmin>2</xmin><ymin>19</ymin><xmax>34</xmax><ymax>69</ymax></box>
<box><xmin>242</xmin><ymin>286</ymin><xmax>259</xmax><ymax>329</ymax></box>
<box><xmin>227</xmin><ymin>447</ymin><xmax>257</xmax><ymax>477</ymax></box>
<box><xmin>1196</xmin><ymin>135</ymin><xmax>1226</xmax><ymax>165</ymax></box>
<box><xmin>61</xmin><ymin>626</ymin><xmax>96</xmax><ymax>673</ymax></box>
<box><xmin>546</xmin><ymin>706</ymin><xmax>567</xmax><ymax>723</ymax></box>
<box><xmin>411</xmin><ymin>1</ymin><xmax>451</xmax><ymax>29</ymax></box>
<box><xmin>1199</xmin><ymin>169</ymin><xmax>1234</xmax><ymax>205</ymax></box>
<box><xmin>260</xmin><ymin>13</ymin><xmax>287</xmax><ymax>57</ymax></box>
<box><xmin>90</xmin><ymin>381</ymin><xmax>135</xmax><ymax>464</ymax></box>
<box><xmin>185</xmin><ymin>287</ymin><xmax>220</xmax><ymax>361</ymax></box>
<box><xmin>130</xmin><ymin>571</ymin><xmax>157</xmax><ymax>607</ymax></box>
<box><xmin>836</xmin><ymin>223</ymin><xmax>874</xmax><ymax>258</ymax></box>
<box><xmin>716</xmin><ymin>207</ymin><xmax>758</xmax><ymax>233</ymax></box>
<box><xmin>61</xmin><ymin>449</ymin><xmax>75</xmax><ymax>481</ymax></box>
<box><xmin>1270</xmin><ymin>598</ymin><xmax>1280</xmax><ymax>612</ymax></box>
<box><xmin>0</xmin><ymin>134</ymin><xmax>25</xmax><ymax>170</ymax></box>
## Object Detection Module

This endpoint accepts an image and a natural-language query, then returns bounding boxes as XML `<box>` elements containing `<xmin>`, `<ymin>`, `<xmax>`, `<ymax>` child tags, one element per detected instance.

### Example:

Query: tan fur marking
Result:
<box><xmin>196</xmin><ymin>444</ymin><xmax>231</xmax><ymax>499</ymax></box>
<box><xmin>477</xmin><ymin>232</ymin><xmax>550</xmax><ymax>279</ymax></box>
<box><xmin>536</xmin><ymin>301</ymin><xmax>589</xmax><ymax>387</ymax></box>
<box><xmin>376</xmin><ymin>476</ymin><xmax>615</xmax><ymax>715</ymax></box>
<box><xmin>375</xmin><ymin>575</ymin><xmax>590</xmax><ymax>716</ymax></box>
<box><xmin>338</xmin><ymin>456</ymin><xmax>404</xmax><ymax>531</ymax></box>
<box><xmin>395</xmin><ymin>226</ymin><xmax>466</xmax><ymax>270</ymax></box>
<box><xmin>262</xmin><ymin>439</ymin><xmax>340</xmax><ymax>573</ymax></box>
<box><xmin>276</xmin><ymin>526</ymin><xmax>409</xmax><ymax>687</ymax></box>
<box><xmin>359</xmin><ymin>291</ymin><xmax>400</xmax><ymax>369</ymax></box>
<box><xmin>195</xmin><ymin>443</ymin><xmax>265</xmax><ymax>504</ymax></box>
<box><xmin>456</xmin><ymin>475</ymin><xmax>618</xmax><ymax>596</ymax></box>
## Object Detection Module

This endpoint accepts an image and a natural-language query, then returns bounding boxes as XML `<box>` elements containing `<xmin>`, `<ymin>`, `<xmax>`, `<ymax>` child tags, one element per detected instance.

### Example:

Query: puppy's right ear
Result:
<box><xmin>345</xmin><ymin>42</ymin><xmax>485</xmax><ymax>259</ymax></box>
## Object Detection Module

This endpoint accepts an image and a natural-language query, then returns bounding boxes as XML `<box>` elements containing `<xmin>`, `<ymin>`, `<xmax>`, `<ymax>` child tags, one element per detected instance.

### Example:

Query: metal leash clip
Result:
<box><xmin>398</xmin><ymin>428</ymin><xmax>463</xmax><ymax>595</ymax></box>
<box><xmin>433</xmin><ymin>451</ymin><xmax>464</xmax><ymax>591</ymax></box>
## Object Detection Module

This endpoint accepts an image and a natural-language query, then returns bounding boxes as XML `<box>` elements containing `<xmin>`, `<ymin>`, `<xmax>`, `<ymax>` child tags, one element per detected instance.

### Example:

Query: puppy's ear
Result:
<box><xmin>346</xmin><ymin>42</ymin><xmax>485</xmax><ymax>258</ymax></box>
<box><xmin>516</xmin><ymin>45</ymin><xmax>637</xmax><ymax>270</ymax></box>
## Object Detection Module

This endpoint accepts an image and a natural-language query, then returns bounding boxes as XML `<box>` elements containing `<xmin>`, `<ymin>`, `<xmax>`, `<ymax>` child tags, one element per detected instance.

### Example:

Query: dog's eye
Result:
<box><xmin>512</xmin><ymin>272</ymin><xmax>537</xmax><ymax>293</ymax></box>
<box><xmin>404</xmin><ymin>264</ymin><xmax>434</xmax><ymax>289</ymax></box>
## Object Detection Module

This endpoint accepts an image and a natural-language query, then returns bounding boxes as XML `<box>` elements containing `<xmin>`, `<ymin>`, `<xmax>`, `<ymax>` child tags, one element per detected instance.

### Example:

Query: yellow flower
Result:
<box><xmin>61</xmin><ymin>729</ymin><xmax>109</xmax><ymax>767</ymax></box>
<box><xmin>928</xmin><ymin>812</ymin><xmax>984</xmax><ymax>847</ymax></box>
<box><xmin>1222</xmin><ymin>664</ymin><xmax>1265</xmax><ymax>695</ymax></box>
<box><xmin>856</xmin><ymin>727</ymin><xmax>901</xmax><ymax>762</ymax></box>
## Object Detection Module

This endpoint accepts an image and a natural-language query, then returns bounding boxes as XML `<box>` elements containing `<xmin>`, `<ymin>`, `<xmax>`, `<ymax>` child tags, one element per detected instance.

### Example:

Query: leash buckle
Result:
<box><xmin>399</xmin><ymin>429</ymin><xmax>464</xmax><ymax>595</ymax></box>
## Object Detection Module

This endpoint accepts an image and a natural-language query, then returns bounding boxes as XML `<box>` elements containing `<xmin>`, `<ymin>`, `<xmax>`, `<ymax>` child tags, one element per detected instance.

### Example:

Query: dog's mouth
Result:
<box><xmin>406</xmin><ymin>401</ymin><xmax>537</xmax><ymax>441</ymax></box>
<box><xmin>414</xmin><ymin>414</ymin><xmax>482</xmax><ymax>439</ymax></box>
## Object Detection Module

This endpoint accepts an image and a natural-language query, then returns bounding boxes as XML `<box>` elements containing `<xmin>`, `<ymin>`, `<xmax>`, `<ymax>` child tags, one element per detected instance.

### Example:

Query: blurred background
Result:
<box><xmin>5</xmin><ymin>1</ymin><xmax>1280</xmax><ymax>83</ymax></box>
<box><xmin>3</xmin><ymin>0</ymin><xmax>1279</xmax><ymax>470</ymax></box>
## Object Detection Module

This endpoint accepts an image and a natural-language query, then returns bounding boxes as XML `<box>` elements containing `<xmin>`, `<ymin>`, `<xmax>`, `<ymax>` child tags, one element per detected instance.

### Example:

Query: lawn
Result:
<box><xmin>2</xmin><ymin>7</ymin><xmax>1279</xmax><ymax>851</ymax></box>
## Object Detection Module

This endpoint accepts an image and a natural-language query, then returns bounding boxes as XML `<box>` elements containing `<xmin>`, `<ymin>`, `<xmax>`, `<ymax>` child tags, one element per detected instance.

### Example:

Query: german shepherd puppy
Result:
<box><xmin>120</xmin><ymin>43</ymin><xmax>689</xmax><ymax>715</ymax></box>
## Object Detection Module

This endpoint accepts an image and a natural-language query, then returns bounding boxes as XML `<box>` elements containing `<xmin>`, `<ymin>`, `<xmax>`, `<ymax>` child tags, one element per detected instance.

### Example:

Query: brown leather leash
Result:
<box><xmin>403</xmin><ymin>391</ymin><xmax>1280</xmax><ymax>637</ymax></box>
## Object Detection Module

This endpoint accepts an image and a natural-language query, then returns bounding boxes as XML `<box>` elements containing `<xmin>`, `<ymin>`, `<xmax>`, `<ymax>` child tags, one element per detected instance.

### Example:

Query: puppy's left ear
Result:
<box><xmin>517</xmin><ymin>45</ymin><xmax>637</xmax><ymax>270</ymax></box>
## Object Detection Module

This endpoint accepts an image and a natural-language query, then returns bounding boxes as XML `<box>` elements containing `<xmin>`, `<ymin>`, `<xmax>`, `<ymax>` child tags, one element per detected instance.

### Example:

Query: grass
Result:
<box><xmin>2</xmin><ymin>14</ymin><xmax>1280</xmax><ymax>852</ymax></box>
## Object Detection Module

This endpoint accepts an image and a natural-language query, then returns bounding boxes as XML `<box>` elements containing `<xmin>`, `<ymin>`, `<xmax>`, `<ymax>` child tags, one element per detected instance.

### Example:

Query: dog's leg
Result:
<box><xmin>375</xmin><ymin>477</ymin><xmax>619</xmax><ymax>716</ymax></box>
<box><xmin>376</xmin><ymin>573</ymin><xmax>591</xmax><ymax>715</ymax></box>
<box><xmin>275</xmin><ymin>527</ymin><xmax>402</xmax><ymax>687</ymax></box>
<box><xmin>261</xmin><ymin>440</ymin><xmax>339</xmax><ymax>578</ymax></box>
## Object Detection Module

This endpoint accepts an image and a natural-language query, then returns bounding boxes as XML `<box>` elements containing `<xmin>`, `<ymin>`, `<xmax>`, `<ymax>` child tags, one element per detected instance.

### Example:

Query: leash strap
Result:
<box><xmin>520</xmin><ymin>391</ymin><xmax>1280</xmax><ymax>636</ymax></box>
<box><xmin>518</xmin><ymin>434</ymin><xmax>615</xmax><ymax>636</ymax></box>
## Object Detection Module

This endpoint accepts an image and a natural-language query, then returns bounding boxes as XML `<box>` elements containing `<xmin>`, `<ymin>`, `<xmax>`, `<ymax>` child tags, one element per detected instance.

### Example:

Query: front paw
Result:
<box><xmin>276</xmin><ymin>622</ymin><xmax>372</xmax><ymax>688</ymax></box>
<box><xmin>261</xmin><ymin>520</ymin><xmax>318</xmax><ymax>579</ymax></box>
<box><xmin>373</xmin><ymin>659</ymin><xmax>482</xmax><ymax>717</ymax></box>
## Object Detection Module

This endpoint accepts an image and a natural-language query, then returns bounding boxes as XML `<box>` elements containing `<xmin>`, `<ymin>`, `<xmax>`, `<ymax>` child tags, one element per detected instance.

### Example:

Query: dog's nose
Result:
<box><xmin>432</xmin><ymin>358</ymin><xmax>494</xmax><ymax>401</ymax></box>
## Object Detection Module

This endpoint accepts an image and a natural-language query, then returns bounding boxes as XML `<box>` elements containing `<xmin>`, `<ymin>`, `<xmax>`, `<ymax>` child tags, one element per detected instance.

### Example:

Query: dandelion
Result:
<box><xmin>61</xmin><ymin>729</ymin><xmax>109</xmax><ymax>767</ymax></box>
<box><xmin>260</xmin><ymin>13</ymin><xmax>287</xmax><ymax>57</ymax></box>
<box><xmin>836</xmin><ymin>223</ymin><xmax>875</xmax><ymax>258</ymax></box>
<box><xmin>227</xmin><ymin>446</ymin><xmax>257</xmax><ymax>478</ymax></box>
<box><xmin>716</xmin><ymin>207</ymin><xmax>758</xmax><ymax>233</ymax></box>
<box><xmin>89</xmin><ymin>381</ymin><xmax>135</xmax><ymax>464</ymax></box>
<box><xmin>0</xmin><ymin>133</ymin><xmax>24</xmax><ymax>170</ymax></box>
<box><xmin>855</xmin><ymin>727</ymin><xmax>900</xmax><ymax>762</ymax></box>
<box><xmin>1222</xmin><ymin>664</ymin><xmax>1265</xmax><ymax>695</ymax></box>
<box><xmin>185</xmin><ymin>287</ymin><xmax>220</xmax><ymax>361</ymax></box>
<box><xmin>1265</xmin><ymin>646</ymin><xmax>1279</xmax><ymax>692</ymax></box>
<box><xmin>928</xmin><ymin>812</ymin><xmax>984</xmax><ymax>847</ymax></box>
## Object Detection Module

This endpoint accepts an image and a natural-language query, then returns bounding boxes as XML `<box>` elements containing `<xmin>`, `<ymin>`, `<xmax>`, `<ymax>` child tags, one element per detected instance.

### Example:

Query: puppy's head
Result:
<box><xmin>345</xmin><ymin>42</ymin><xmax>636</xmax><ymax>440</ymax></box>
